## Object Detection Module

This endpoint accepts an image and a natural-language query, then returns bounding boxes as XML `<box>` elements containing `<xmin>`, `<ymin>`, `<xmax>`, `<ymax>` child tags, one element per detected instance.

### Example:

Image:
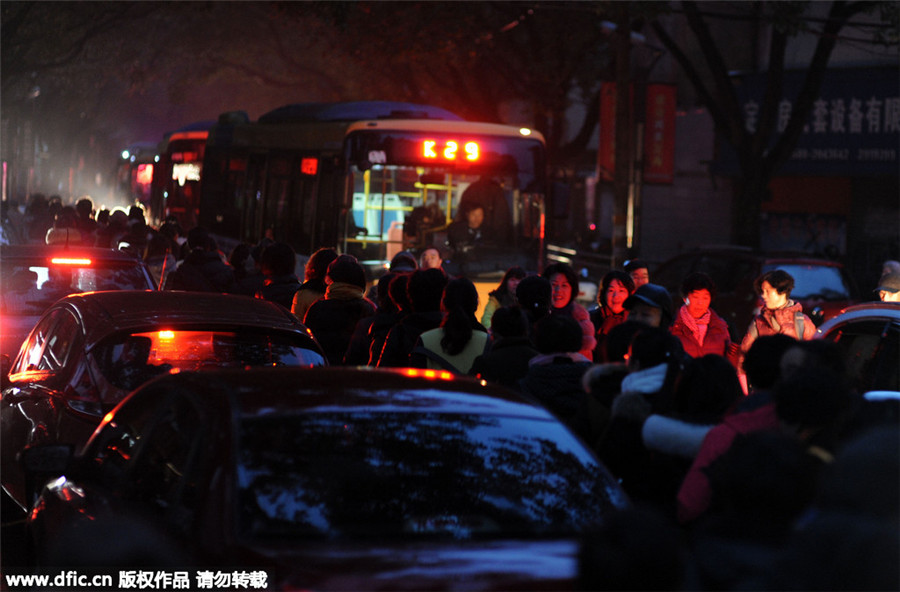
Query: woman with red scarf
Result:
<box><xmin>670</xmin><ymin>272</ymin><xmax>733</xmax><ymax>359</ymax></box>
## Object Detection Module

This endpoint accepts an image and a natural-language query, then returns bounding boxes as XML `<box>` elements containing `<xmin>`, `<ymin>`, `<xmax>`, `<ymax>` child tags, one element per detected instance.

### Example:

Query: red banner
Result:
<box><xmin>643</xmin><ymin>84</ymin><xmax>676</xmax><ymax>184</ymax></box>
<box><xmin>597</xmin><ymin>82</ymin><xmax>617</xmax><ymax>182</ymax></box>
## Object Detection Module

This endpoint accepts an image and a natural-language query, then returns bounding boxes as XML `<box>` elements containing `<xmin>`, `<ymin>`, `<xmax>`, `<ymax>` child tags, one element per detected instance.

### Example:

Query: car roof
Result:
<box><xmin>135</xmin><ymin>367</ymin><xmax>555</xmax><ymax>420</ymax></box>
<box><xmin>656</xmin><ymin>247</ymin><xmax>845</xmax><ymax>267</ymax></box>
<box><xmin>55</xmin><ymin>290</ymin><xmax>310</xmax><ymax>346</ymax></box>
<box><xmin>0</xmin><ymin>244</ymin><xmax>147</xmax><ymax>263</ymax></box>
<box><xmin>816</xmin><ymin>302</ymin><xmax>900</xmax><ymax>336</ymax></box>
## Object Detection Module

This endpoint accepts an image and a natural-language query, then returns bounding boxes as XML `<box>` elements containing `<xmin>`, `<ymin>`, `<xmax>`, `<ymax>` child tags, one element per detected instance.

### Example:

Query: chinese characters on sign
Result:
<box><xmin>719</xmin><ymin>67</ymin><xmax>899</xmax><ymax>175</ymax></box>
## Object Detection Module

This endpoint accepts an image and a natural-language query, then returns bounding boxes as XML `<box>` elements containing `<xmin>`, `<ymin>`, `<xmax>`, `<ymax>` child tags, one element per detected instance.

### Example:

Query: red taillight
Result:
<box><xmin>50</xmin><ymin>257</ymin><xmax>91</xmax><ymax>266</ymax></box>
<box><xmin>402</xmin><ymin>368</ymin><xmax>454</xmax><ymax>381</ymax></box>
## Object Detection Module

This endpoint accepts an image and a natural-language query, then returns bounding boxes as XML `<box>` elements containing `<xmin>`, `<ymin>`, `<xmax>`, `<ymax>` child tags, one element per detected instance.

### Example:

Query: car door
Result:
<box><xmin>824</xmin><ymin>318</ymin><xmax>900</xmax><ymax>394</ymax></box>
<box><xmin>32</xmin><ymin>388</ymin><xmax>211</xmax><ymax>560</ymax></box>
<box><xmin>1</xmin><ymin>308</ymin><xmax>80</xmax><ymax>508</ymax></box>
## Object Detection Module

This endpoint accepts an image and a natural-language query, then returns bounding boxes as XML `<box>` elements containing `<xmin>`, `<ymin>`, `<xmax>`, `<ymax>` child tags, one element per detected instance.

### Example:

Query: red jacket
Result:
<box><xmin>740</xmin><ymin>300</ymin><xmax>816</xmax><ymax>354</ymax></box>
<box><xmin>676</xmin><ymin>403</ymin><xmax>780</xmax><ymax>524</ymax></box>
<box><xmin>670</xmin><ymin>307</ymin><xmax>732</xmax><ymax>358</ymax></box>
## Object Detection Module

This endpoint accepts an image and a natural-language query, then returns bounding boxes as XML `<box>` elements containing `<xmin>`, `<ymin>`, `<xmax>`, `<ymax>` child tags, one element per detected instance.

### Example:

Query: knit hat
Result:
<box><xmin>624</xmin><ymin>283</ymin><xmax>673</xmax><ymax>321</ymax></box>
<box><xmin>390</xmin><ymin>251</ymin><xmax>418</xmax><ymax>273</ymax></box>
<box><xmin>875</xmin><ymin>272</ymin><xmax>900</xmax><ymax>294</ymax></box>
<box><xmin>327</xmin><ymin>254</ymin><xmax>367</xmax><ymax>290</ymax></box>
<box><xmin>516</xmin><ymin>275</ymin><xmax>552</xmax><ymax>312</ymax></box>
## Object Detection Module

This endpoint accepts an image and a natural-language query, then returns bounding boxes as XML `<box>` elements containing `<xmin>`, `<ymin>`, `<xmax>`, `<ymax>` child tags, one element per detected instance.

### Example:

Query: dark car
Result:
<box><xmin>23</xmin><ymin>367</ymin><xmax>629</xmax><ymax>590</ymax></box>
<box><xmin>652</xmin><ymin>248</ymin><xmax>859</xmax><ymax>337</ymax></box>
<box><xmin>0</xmin><ymin>244</ymin><xmax>156</xmax><ymax>361</ymax></box>
<box><xmin>1</xmin><ymin>291</ymin><xmax>326</xmax><ymax>513</ymax></box>
<box><xmin>815</xmin><ymin>302</ymin><xmax>900</xmax><ymax>397</ymax></box>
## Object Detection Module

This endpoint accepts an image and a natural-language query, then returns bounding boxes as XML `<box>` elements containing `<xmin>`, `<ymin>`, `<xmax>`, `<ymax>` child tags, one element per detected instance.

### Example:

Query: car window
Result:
<box><xmin>130</xmin><ymin>394</ymin><xmax>205</xmax><ymax>527</ymax></box>
<box><xmin>43</xmin><ymin>309</ymin><xmax>82</xmax><ymax>373</ymax></box>
<box><xmin>84</xmin><ymin>390</ymin><xmax>160</xmax><ymax>489</ymax></box>
<box><xmin>237</xmin><ymin>411</ymin><xmax>625</xmax><ymax>540</ymax></box>
<box><xmin>94</xmin><ymin>330</ymin><xmax>326</xmax><ymax>396</ymax></box>
<box><xmin>825</xmin><ymin>320</ymin><xmax>899</xmax><ymax>393</ymax></box>
<box><xmin>765</xmin><ymin>263</ymin><xmax>851</xmax><ymax>300</ymax></box>
<box><xmin>0</xmin><ymin>260</ymin><xmax>151</xmax><ymax>315</ymax></box>
<box><xmin>11</xmin><ymin>309</ymin><xmax>62</xmax><ymax>374</ymax></box>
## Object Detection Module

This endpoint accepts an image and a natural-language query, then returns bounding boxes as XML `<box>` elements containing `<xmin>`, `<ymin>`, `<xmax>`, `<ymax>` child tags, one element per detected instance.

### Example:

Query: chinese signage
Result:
<box><xmin>598</xmin><ymin>83</ymin><xmax>676</xmax><ymax>184</ymax></box>
<box><xmin>644</xmin><ymin>85</ymin><xmax>677</xmax><ymax>184</ymax></box>
<box><xmin>716</xmin><ymin>67</ymin><xmax>899</xmax><ymax>176</ymax></box>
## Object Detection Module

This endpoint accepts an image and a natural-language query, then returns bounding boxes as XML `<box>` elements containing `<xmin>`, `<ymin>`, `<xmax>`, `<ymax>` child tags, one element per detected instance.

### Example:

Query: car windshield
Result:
<box><xmin>237</xmin><ymin>411</ymin><xmax>623</xmax><ymax>540</ymax></box>
<box><xmin>763</xmin><ymin>263</ymin><xmax>852</xmax><ymax>300</ymax></box>
<box><xmin>96</xmin><ymin>330</ymin><xmax>326</xmax><ymax>391</ymax></box>
<box><xmin>1</xmin><ymin>260</ymin><xmax>151</xmax><ymax>315</ymax></box>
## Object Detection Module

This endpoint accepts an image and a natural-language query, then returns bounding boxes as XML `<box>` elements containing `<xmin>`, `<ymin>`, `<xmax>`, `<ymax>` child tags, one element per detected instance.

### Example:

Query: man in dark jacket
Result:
<box><xmin>303</xmin><ymin>255</ymin><xmax>376</xmax><ymax>365</ymax></box>
<box><xmin>376</xmin><ymin>268</ymin><xmax>447</xmax><ymax>367</ymax></box>
<box><xmin>518</xmin><ymin>314</ymin><xmax>592</xmax><ymax>431</ymax></box>
<box><xmin>163</xmin><ymin>227</ymin><xmax>235</xmax><ymax>292</ymax></box>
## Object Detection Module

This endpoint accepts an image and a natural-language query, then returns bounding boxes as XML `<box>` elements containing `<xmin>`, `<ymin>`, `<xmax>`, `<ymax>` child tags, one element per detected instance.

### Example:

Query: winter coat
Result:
<box><xmin>480</xmin><ymin>289</ymin><xmax>516</xmax><ymax>329</ymax></box>
<box><xmin>470</xmin><ymin>336</ymin><xmax>539</xmax><ymax>391</ymax></box>
<box><xmin>740</xmin><ymin>300</ymin><xmax>816</xmax><ymax>355</ymax></box>
<box><xmin>552</xmin><ymin>302</ymin><xmax>598</xmax><ymax>361</ymax></box>
<box><xmin>291</xmin><ymin>279</ymin><xmax>327</xmax><ymax>321</ymax></box>
<box><xmin>163</xmin><ymin>249</ymin><xmax>235</xmax><ymax>293</ymax></box>
<box><xmin>376</xmin><ymin>311</ymin><xmax>443</xmax><ymax>368</ymax></box>
<box><xmin>519</xmin><ymin>353</ymin><xmax>592</xmax><ymax>432</ymax></box>
<box><xmin>412</xmin><ymin>327</ymin><xmax>490</xmax><ymax>374</ymax></box>
<box><xmin>255</xmin><ymin>274</ymin><xmax>301</xmax><ymax>311</ymax></box>
<box><xmin>590</xmin><ymin>307</ymin><xmax>628</xmax><ymax>362</ymax></box>
<box><xmin>303</xmin><ymin>282</ymin><xmax>376</xmax><ymax>365</ymax></box>
<box><xmin>677</xmin><ymin>403</ymin><xmax>780</xmax><ymax>524</ymax></box>
<box><xmin>670</xmin><ymin>306</ymin><xmax>733</xmax><ymax>359</ymax></box>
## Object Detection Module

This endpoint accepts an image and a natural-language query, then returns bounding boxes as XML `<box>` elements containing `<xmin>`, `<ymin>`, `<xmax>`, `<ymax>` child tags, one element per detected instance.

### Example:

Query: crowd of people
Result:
<box><xmin>10</xmin><ymin>193</ymin><xmax>899</xmax><ymax>590</ymax></box>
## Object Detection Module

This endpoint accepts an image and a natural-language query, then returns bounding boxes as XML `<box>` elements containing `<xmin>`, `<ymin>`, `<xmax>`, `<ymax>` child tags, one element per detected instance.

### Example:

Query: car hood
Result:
<box><xmin>246</xmin><ymin>538</ymin><xmax>583</xmax><ymax>591</ymax></box>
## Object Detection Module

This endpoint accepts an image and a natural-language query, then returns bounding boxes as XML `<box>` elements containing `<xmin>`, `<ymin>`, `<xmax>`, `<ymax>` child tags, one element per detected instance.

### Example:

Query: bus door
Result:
<box><xmin>261</xmin><ymin>152</ymin><xmax>338</xmax><ymax>257</ymax></box>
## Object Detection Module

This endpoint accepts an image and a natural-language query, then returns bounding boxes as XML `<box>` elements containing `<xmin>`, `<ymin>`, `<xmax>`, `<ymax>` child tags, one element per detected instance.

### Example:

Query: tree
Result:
<box><xmin>651</xmin><ymin>1</ymin><xmax>895</xmax><ymax>248</ymax></box>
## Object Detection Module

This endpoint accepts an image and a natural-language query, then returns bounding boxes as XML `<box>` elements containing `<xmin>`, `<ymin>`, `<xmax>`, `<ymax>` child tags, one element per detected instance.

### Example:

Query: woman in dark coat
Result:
<box><xmin>591</xmin><ymin>270</ymin><xmax>635</xmax><ymax>362</ymax></box>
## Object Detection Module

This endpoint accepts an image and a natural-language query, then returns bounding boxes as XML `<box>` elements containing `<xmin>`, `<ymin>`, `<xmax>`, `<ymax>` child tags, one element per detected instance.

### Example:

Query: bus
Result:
<box><xmin>113</xmin><ymin>142</ymin><xmax>157</xmax><ymax>207</ymax></box>
<box><xmin>147</xmin><ymin>120</ymin><xmax>214</xmax><ymax>229</ymax></box>
<box><xmin>198</xmin><ymin>101</ymin><xmax>547</xmax><ymax>283</ymax></box>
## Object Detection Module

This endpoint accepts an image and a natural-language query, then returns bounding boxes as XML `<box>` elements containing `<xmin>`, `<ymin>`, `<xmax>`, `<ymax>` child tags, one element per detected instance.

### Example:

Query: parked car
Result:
<box><xmin>652</xmin><ymin>248</ymin><xmax>859</xmax><ymax>338</ymax></box>
<box><xmin>815</xmin><ymin>302</ymin><xmax>900</xmax><ymax>397</ymax></box>
<box><xmin>23</xmin><ymin>367</ymin><xmax>629</xmax><ymax>589</ymax></box>
<box><xmin>1</xmin><ymin>291</ymin><xmax>326</xmax><ymax>513</ymax></box>
<box><xmin>0</xmin><ymin>244</ymin><xmax>156</xmax><ymax>361</ymax></box>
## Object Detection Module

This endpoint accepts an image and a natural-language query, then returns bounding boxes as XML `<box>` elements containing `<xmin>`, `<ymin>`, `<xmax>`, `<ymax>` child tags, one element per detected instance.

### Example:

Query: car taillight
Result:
<box><xmin>402</xmin><ymin>368</ymin><xmax>454</xmax><ymax>381</ymax></box>
<box><xmin>50</xmin><ymin>257</ymin><xmax>92</xmax><ymax>266</ymax></box>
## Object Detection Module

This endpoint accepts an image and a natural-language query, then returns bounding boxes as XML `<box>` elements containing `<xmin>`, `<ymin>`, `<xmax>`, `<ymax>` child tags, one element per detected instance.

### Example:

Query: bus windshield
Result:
<box><xmin>344</xmin><ymin>128</ymin><xmax>546</xmax><ymax>278</ymax></box>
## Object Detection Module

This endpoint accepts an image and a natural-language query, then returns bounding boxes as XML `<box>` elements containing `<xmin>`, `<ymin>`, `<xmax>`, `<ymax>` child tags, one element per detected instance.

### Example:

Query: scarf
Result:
<box><xmin>678</xmin><ymin>305</ymin><xmax>710</xmax><ymax>346</ymax></box>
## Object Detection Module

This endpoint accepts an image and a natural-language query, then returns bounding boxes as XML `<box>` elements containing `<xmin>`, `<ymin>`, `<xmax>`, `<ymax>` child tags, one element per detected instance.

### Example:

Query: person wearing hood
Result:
<box><xmin>303</xmin><ymin>254</ymin><xmax>376</xmax><ymax>365</ymax></box>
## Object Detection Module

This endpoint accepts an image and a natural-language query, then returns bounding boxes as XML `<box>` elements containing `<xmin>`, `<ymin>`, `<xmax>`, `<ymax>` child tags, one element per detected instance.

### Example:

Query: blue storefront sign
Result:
<box><xmin>715</xmin><ymin>66</ymin><xmax>899</xmax><ymax>176</ymax></box>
